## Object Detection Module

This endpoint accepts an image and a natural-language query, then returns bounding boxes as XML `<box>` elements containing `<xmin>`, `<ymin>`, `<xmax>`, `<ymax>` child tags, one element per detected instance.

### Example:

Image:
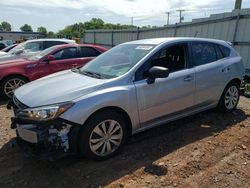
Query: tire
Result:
<box><xmin>244</xmin><ymin>92</ymin><xmax>250</xmax><ymax>98</ymax></box>
<box><xmin>78</xmin><ymin>110</ymin><xmax>127</xmax><ymax>160</ymax></box>
<box><xmin>217</xmin><ymin>81</ymin><xmax>240</xmax><ymax>112</ymax></box>
<box><xmin>0</xmin><ymin>76</ymin><xmax>28</xmax><ymax>98</ymax></box>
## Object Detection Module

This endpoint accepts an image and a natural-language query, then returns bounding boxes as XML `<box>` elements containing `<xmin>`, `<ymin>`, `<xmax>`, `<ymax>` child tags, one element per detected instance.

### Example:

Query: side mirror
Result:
<box><xmin>47</xmin><ymin>55</ymin><xmax>55</xmax><ymax>62</ymax></box>
<box><xmin>15</xmin><ymin>49</ymin><xmax>24</xmax><ymax>55</ymax></box>
<box><xmin>147</xmin><ymin>66</ymin><xmax>169</xmax><ymax>84</ymax></box>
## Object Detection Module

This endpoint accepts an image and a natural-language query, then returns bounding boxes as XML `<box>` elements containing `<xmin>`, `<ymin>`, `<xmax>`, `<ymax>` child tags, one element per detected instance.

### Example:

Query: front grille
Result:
<box><xmin>12</xmin><ymin>95</ymin><xmax>29</xmax><ymax>110</ymax></box>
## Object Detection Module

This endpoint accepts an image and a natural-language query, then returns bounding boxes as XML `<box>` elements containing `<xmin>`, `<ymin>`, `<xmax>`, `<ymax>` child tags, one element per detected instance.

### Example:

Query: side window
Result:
<box><xmin>151</xmin><ymin>44</ymin><xmax>187</xmax><ymax>72</ymax></box>
<box><xmin>53</xmin><ymin>47</ymin><xmax>77</xmax><ymax>60</ymax></box>
<box><xmin>0</xmin><ymin>43</ymin><xmax>5</xmax><ymax>50</ymax></box>
<box><xmin>44</xmin><ymin>41</ymin><xmax>66</xmax><ymax>49</ymax></box>
<box><xmin>214</xmin><ymin>45</ymin><xmax>224</xmax><ymax>60</ymax></box>
<box><xmin>192</xmin><ymin>43</ymin><xmax>217</xmax><ymax>66</ymax></box>
<box><xmin>80</xmin><ymin>47</ymin><xmax>100</xmax><ymax>57</ymax></box>
<box><xmin>219</xmin><ymin>45</ymin><xmax>231</xmax><ymax>57</ymax></box>
<box><xmin>24</xmin><ymin>42</ymin><xmax>43</xmax><ymax>52</ymax></box>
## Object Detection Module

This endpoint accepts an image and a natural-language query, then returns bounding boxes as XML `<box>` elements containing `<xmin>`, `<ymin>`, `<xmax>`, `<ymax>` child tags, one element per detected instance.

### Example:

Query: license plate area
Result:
<box><xmin>17</xmin><ymin>125</ymin><xmax>38</xmax><ymax>143</ymax></box>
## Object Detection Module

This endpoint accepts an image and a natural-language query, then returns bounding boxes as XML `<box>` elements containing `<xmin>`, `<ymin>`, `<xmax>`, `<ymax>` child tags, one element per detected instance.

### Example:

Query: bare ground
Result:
<box><xmin>0</xmin><ymin>97</ymin><xmax>249</xmax><ymax>188</ymax></box>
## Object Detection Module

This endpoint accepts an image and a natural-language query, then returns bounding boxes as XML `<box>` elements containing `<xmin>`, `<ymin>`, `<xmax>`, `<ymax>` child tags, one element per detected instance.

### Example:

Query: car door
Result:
<box><xmin>134</xmin><ymin>43</ymin><xmax>195</xmax><ymax>126</ymax></box>
<box><xmin>49</xmin><ymin>47</ymin><xmax>81</xmax><ymax>73</ymax></box>
<box><xmin>78</xmin><ymin>46</ymin><xmax>101</xmax><ymax>67</ymax></box>
<box><xmin>191</xmin><ymin>42</ymin><xmax>230</xmax><ymax>106</ymax></box>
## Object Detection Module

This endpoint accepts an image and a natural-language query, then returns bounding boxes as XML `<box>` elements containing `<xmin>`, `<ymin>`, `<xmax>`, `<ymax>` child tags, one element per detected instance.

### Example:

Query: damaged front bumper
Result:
<box><xmin>10</xmin><ymin>116</ymin><xmax>80</xmax><ymax>160</ymax></box>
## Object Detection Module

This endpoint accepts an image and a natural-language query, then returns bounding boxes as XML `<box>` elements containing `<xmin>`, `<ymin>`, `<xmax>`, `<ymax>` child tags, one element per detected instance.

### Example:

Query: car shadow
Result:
<box><xmin>0</xmin><ymin>108</ymin><xmax>248</xmax><ymax>187</ymax></box>
<box><xmin>0</xmin><ymin>96</ymin><xmax>9</xmax><ymax>106</ymax></box>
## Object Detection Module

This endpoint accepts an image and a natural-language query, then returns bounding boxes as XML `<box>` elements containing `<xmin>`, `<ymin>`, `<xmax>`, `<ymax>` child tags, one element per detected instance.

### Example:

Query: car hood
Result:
<box><xmin>0</xmin><ymin>58</ymin><xmax>30</xmax><ymax>67</ymax></box>
<box><xmin>14</xmin><ymin>70</ymin><xmax>107</xmax><ymax>107</ymax></box>
<box><xmin>0</xmin><ymin>51</ymin><xmax>38</xmax><ymax>62</ymax></box>
<box><xmin>0</xmin><ymin>51</ymin><xmax>7</xmax><ymax>57</ymax></box>
<box><xmin>0</xmin><ymin>54</ymin><xmax>22</xmax><ymax>62</ymax></box>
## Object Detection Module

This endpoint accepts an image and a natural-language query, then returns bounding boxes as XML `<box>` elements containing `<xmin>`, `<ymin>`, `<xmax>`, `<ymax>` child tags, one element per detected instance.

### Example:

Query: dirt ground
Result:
<box><xmin>0</xmin><ymin>97</ymin><xmax>249</xmax><ymax>188</ymax></box>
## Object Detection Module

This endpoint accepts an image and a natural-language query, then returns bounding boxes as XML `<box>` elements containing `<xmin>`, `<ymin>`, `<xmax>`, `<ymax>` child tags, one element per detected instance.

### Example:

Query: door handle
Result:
<box><xmin>184</xmin><ymin>75</ymin><xmax>193</xmax><ymax>82</ymax></box>
<box><xmin>222</xmin><ymin>67</ymin><xmax>230</xmax><ymax>72</ymax></box>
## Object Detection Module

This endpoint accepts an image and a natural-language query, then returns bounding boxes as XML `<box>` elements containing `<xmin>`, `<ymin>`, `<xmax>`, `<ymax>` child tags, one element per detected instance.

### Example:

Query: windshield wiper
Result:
<box><xmin>80</xmin><ymin>70</ymin><xmax>102</xmax><ymax>79</ymax></box>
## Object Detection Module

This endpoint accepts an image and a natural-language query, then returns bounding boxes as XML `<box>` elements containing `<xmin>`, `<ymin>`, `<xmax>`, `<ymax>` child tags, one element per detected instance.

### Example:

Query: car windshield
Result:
<box><xmin>27</xmin><ymin>46</ymin><xmax>58</xmax><ymax>61</ymax></box>
<box><xmin>79</xmin><ymin>43</ymin><xmax>156</xmax><ymax>79</ymax></box>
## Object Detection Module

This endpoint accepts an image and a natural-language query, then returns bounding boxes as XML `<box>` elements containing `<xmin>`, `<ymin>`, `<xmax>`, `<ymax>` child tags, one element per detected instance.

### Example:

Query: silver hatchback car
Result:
<box><xmin>8</xmin><ymin>38</ymin><xmax>245</xmax><ymax>160</ymax></box>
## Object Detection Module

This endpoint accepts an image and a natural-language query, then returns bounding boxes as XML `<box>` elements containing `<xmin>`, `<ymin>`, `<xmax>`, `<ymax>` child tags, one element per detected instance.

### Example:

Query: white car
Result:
<box><xmin>0</xmin><ymin>39</ymin><xmax>76</xmax><ymax>62</ymax></box>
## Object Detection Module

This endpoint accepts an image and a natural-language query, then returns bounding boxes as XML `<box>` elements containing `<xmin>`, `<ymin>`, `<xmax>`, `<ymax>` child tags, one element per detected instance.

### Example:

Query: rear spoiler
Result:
<box><xmin>226</xmin><ymin>41</ymin><xmax>233</xmax><ymax>46</ymax></box>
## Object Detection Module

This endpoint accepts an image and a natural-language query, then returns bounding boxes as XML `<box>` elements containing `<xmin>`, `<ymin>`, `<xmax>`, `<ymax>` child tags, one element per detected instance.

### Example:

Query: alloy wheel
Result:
<box><xmin>89</xmin><ymin>119</ymin><xmax>123</xmax><ymax>157</ymax></box>
<box><xmin>224</xmin><ymin>85</ymin><xmax>239</xmax><ymax>110</ymax></box>
<box><xmin>4</xmin><ymin>78</ymin><xmax>26</xmax><ymax>98</ymax></box>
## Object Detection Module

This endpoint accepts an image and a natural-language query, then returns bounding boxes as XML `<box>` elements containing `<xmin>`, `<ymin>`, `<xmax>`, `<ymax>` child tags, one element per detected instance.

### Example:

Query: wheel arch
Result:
<box><xmin>227</xmin><ymin>77</ymin><xmax>242</xmax><ymax>87</ymax></box>
<box><xmin>82</xmin><ymin>106</ymin><xmax>133</xmax><ymax>136</ymax></box>
<box><xmin>219</xmin><ymin>77</ymin><xmax>242</xmax><ymax>100</ymax></box>
<box><xmin>0</xmin><ymin>74</ymin><xmax>30</xmax><ymax>84</ymax></box>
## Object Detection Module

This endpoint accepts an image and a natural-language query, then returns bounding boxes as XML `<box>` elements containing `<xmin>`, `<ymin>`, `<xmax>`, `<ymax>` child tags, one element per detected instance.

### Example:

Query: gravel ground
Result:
<box><xmin>0</xmin><ymin>97</ymin><xmax>249</xmax><ymax>188</ymax></box>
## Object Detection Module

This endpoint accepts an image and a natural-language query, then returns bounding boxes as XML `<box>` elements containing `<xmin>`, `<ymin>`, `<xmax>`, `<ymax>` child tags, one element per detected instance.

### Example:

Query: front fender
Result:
<box><xmin>59</xmin><ymin>84</ymin><xmax>140</xmax><ymax>133</ymax></box>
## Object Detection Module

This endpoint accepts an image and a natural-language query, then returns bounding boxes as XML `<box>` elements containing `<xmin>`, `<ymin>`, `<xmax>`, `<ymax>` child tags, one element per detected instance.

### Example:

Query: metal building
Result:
<box><xmin>0</xmin><ymin>31</ymin><xmax>39</xmax><ymax>43</ymax></box>
<box><xmin>83</xmin><ymin>9</ymin><xmax>250</xmax><ymax>76</ymax></box>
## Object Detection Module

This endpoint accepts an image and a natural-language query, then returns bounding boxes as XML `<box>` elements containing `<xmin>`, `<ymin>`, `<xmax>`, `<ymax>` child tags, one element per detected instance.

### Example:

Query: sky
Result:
<box><xmin>1</xmin><ymin>0</ymin><xmax>250</xmax><ymax>32</ymax></box>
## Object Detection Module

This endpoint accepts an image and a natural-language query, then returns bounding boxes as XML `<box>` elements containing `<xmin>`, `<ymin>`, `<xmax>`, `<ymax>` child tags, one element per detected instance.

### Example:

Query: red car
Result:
<box><xmin>0</xmin><ymin>44</ymin><xmax>107</xmax><ymax>98</ymax></box>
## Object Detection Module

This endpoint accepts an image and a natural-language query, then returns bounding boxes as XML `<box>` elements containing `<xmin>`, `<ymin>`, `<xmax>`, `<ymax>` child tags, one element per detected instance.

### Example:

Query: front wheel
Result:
<box><xmin>218</xmin><ymin>81</ymin><xmax>240</xmax><ymax>112</ymax></box>
<box><xmin>78</xmin><ymin>110</ymin><xmax>127</xmax><ymax>160</ymax></box>
<box><xmin>0</xmin><ymin>76</ymin><xmax>27</xmax><ymax>98</ymax></box>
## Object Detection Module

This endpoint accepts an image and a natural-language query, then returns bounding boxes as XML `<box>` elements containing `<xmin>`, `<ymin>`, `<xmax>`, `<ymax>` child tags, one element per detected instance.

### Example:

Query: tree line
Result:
<box><xmin>0</xmin><ymin>18</ymin><xmax>139</xmax><ymax>39</ymax></box>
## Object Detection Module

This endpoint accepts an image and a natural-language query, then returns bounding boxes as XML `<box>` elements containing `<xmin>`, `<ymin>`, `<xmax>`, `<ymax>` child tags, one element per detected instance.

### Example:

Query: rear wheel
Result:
<box><xmin>0</xmin><ymin>76</ymin><xmax>28</xmax><ymax>98</ymax></box>
<box><xmin>218</xmin><ymin>81</ymin><xmax>240</xmax><ymax>112</ymax></box>
<box><xmin>78</xmin><ymin>110</ymin><xmax>127</xmax><ymax>160</ymax></box>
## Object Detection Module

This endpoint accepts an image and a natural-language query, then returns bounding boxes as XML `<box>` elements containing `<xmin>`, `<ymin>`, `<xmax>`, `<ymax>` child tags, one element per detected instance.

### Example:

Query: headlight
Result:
<box><xmin>17</xmin><ymin>102</ymin><xmax>74</xmax><ymax>121</ymax></box>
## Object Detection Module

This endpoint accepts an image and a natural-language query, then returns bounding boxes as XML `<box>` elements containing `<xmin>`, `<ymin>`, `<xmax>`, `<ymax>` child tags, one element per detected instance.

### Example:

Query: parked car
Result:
<box><xmin>8</xmin><ymin>38</ymin><xmax>245</xmax><ymax>160</ymax></box>
<box><xmin>0</xmin><ymin>38</ymin><xmax>76</xmax><ymax>62</ymax></box>
<box><xmin>0</xmin><ymin>44</ymin><xmax>107</xmax><ymax>98</ymax></box>
<box><xmin>0</xmin><ymin>40</ymin><xmax>14</xmax><ymax>50</ymax></box>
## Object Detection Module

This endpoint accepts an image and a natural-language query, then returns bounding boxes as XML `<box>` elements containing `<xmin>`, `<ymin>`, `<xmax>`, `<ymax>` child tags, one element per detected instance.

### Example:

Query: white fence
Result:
<box><xmin>83</xmin><ymin>9</ymin><xmax>250</xmax><ymax>73</ymax></box>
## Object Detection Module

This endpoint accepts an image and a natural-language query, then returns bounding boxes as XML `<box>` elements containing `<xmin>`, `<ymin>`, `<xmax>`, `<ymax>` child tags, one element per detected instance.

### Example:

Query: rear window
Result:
<box><xmin>192</xmin><ymin>42</ymin><xmax>217</xmax><ymax>66</ymax></box>
<box><xmin>80</xmin><ymin>47</ymin><xmax>100</xmax><ymax>57</ymax></box>
<box><xmin>219</xmin><ymin>45</ymin><xmax>231</xmax><ymax>57</ymax></box>
<box><xmin>214</xmin><ymin>45</ymin><xmax>224</xmax><ymax>60</ymax></box>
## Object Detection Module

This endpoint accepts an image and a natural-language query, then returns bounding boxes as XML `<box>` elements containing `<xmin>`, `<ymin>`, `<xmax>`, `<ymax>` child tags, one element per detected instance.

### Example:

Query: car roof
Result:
<box><xmin>24</xmin><ymin>38</ymin><xmax>76</xmax><ymax>43</ymax></box>
<box><xmin>47</xmin><ymin>43</ymin><xmax>107</xmax><ymax>50</ymax></box>
<box><xmin>124</xmin><ymin>37</ymin><xmax>228</xmax><ymax>46</ymax></box>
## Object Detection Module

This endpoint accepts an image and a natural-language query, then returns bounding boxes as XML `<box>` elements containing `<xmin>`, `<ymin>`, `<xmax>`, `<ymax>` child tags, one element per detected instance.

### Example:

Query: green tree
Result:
<box><xmin>57</xmin><ymin>18</ymin><xmax>134</xmax><ymax>38</ymax></box>
<box><xmin>0</xmin><ymin>21</ymin><xmax>11</xmax><ymax>31</ymax></box>
<box><xmin>83</xmin><ymin>18</ymin><xmax>104</xmax><ymax>29</ymax></box>
<box><xmin>20</xmin><ymin>24</ymin><xmax>33</xmax><ymax>32</ymax></box>
<box><xmin>37</xmin><ymin>26</ymin><xmax>47</xmax><ymax>37</ymax></box>
<box><xmin>47</xmin><ymin>31</ymin><xmax>55</xmax><ymax>38</ymax></box>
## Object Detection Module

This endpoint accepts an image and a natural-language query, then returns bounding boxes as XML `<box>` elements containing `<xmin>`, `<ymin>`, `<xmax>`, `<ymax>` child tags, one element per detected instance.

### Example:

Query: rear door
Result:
<box><xmin>191</xmin><ymin>42</ymin><xmax>230</xmax><ymax>106</ymax></box>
